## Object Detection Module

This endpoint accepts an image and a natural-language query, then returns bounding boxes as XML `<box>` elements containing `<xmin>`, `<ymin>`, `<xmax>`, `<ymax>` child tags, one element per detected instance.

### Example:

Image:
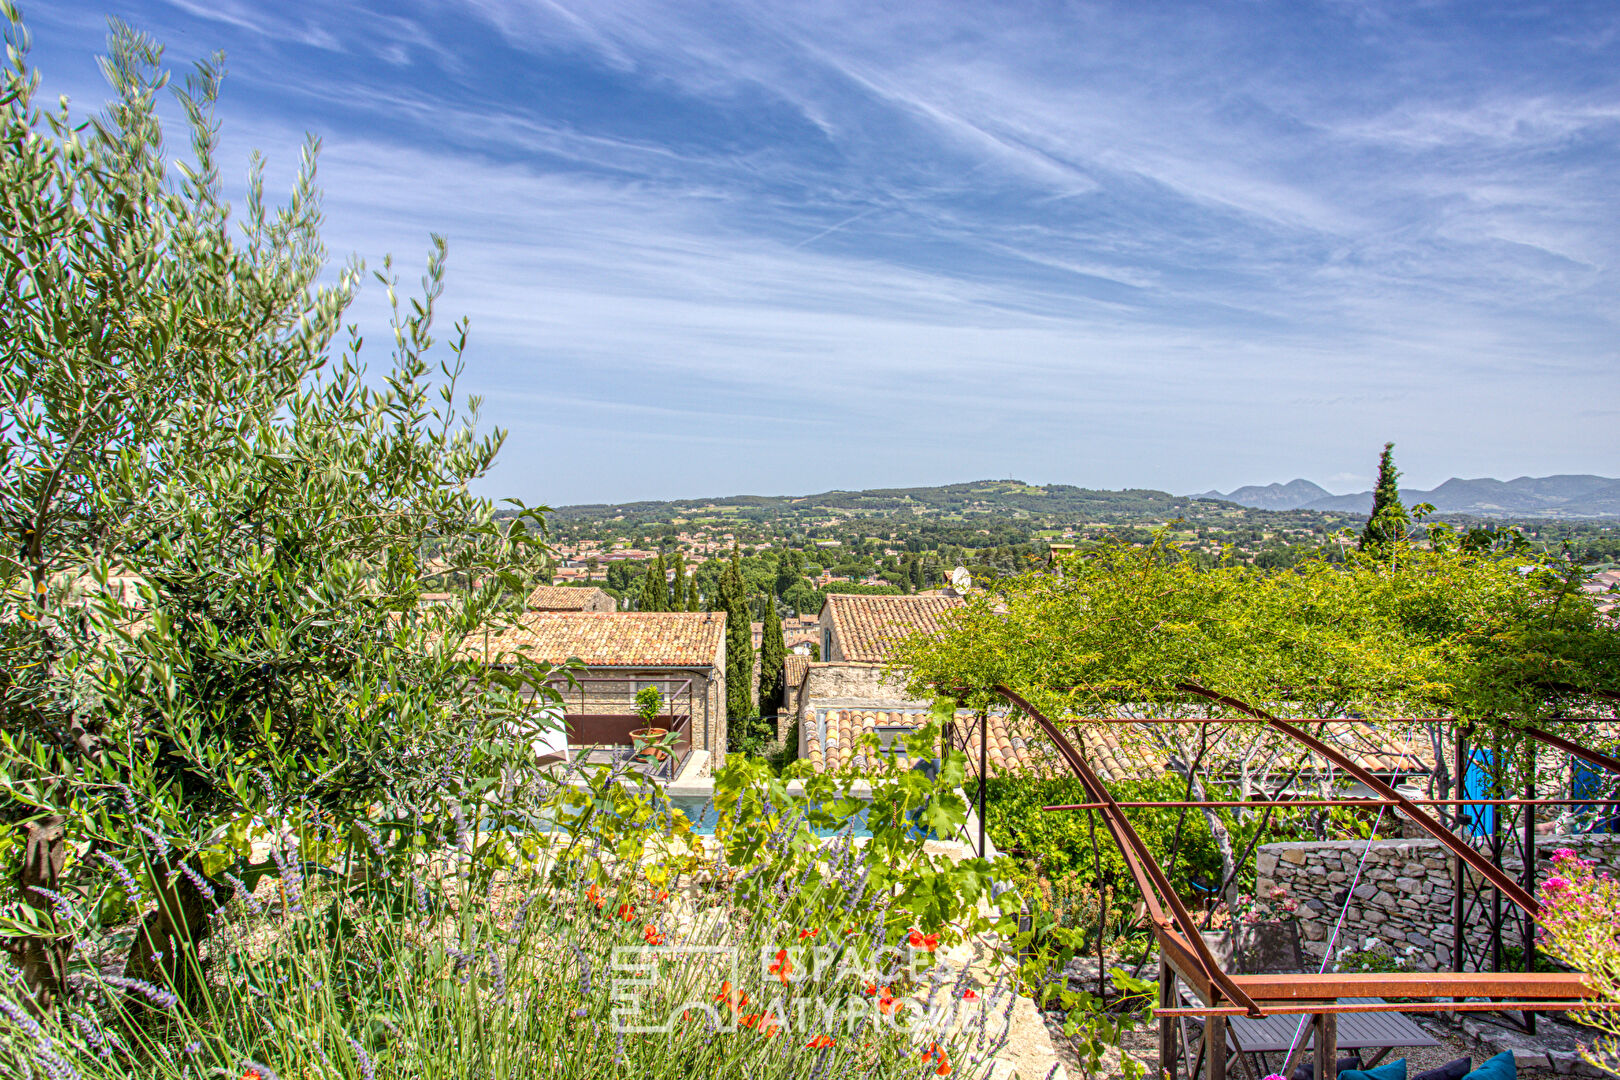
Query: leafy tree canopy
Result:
<box><xmin>898</xmin><ymin>538</ymin><xmax>1619</xmax><ymax>728</ymax></box>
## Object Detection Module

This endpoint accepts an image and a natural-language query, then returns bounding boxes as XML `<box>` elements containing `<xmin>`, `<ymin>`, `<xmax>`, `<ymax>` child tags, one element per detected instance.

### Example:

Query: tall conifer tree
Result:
<box><xmin>720</xmin><ymin>550</ymin><xmax>755</xmax><ymax>718</ymax></box>
<box><xmin>758</xmin><ymin>597</ymin><xmax>786</xmax><ymax>718</ymax></box>
<box><xmin>638</xmin><ymin>554</ymin><xmax>666</xmax><ymax>611</ymax></box>
<box><xmin>1360</xmin><ymin>442</ymin><xmax>1412</xmax><ymax>558</ymax></box>
<box><xmin>668</xmin><ymin>552</ymin><xmax>686</xmax><ymax>610</ymax></box>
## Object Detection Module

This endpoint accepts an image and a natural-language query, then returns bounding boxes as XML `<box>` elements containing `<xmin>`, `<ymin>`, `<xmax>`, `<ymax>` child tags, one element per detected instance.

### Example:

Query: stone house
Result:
<box><xmin>790</xmin><ymin>594</ymin><xmax>966</xmax><ymax>757</ymax></box>
<box><xmin>466</xmin><ymin>611</ymin><xmax>728</xmax><ymax>768</ymax></box>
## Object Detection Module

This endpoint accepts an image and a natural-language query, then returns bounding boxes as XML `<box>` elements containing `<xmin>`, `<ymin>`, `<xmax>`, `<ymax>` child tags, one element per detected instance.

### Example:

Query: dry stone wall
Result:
<box><xmin>1254</xmin><ymin>834</ymin><xmax>1620</xmax><ymax>971</ymax></box>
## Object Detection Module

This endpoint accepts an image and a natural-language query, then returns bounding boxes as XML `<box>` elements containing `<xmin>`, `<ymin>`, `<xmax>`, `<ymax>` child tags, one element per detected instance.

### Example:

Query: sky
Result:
<box><xmin>22</xmin><ymin>1</ymin><xmax>1620</xmax><ymax>505</ymax></box>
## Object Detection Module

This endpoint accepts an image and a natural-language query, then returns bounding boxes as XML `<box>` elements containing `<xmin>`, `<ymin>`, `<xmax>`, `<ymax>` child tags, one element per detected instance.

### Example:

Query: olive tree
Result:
<box><xmin>0</xmin><ymin>11</ymin><xmax>554</xmax><ymax>1003</ymax></box>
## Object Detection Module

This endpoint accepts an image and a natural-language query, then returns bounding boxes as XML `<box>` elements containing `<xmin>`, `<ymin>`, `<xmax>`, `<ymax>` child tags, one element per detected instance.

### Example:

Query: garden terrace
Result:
<box><xmin>543</xmin><ymin>674</ymin><xmax>697</xmax><ymax>780</ymax></box>
<box><xmin>977</xmin><ymin>683</ymin><xmax>1619</xmax><ymax>1080</ymax></box>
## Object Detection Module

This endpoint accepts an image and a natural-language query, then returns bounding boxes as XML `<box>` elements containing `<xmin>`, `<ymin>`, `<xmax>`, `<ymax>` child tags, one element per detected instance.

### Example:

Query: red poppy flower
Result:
<box><xmin>617</xmin><ymin>903</ymin><xmax>635</xmax><ymax>922</ymax></box>
<box><xmin>585</xmin><ymin>883</ymin><xmax>604</xmax><ymax>910</ymax></box>
<box><xmin>908</xmin><ymin>929</ymin><xmax>939</xmax><ymax>952</ymax></box>
<box><xmin>798</xmin><ymin>928</ymin><xmax>820</xmax><ymax>940</ymax></box>
<box><xmin>714</xmin><ymin>980</ymin><xmax>747</xmax><ymax>1013</ymax></box>
<box><xmin>921</xmin><ymin>1042</ymin><xmax>952</xmax><ymax>1075</ymax></box>
<box><xmin>741</xmin><ymin>1011</ymin><xmax>779</xmax><ymax>1034</ymax></box>
<box><xmin>643</xmin><ymin>924</ymin><xmax>664</xmax><ymax>946</ymax></box>
<box><xmin>878</xmin><ymin>992</ymin><xmax>903</xmax><ymax>1017</ymax></box>
<box><xmin>769</xmin><ymin>947</ymin><xmax>793</xmax><ymax>985</ymax></box>
<box><xmin>962</xmin><ymin>989</ymin><xmax>979</xmax><ymax>1001</ymax></box>
<box><xmin>805</xmin><ymin>1034</ymin><xmax>837</xmax><ymax>1049</ymax></box>
<box><xmin>655</xmin><ymin>888</ymin><xmax>670</xmax><ymax>902</ymax></box>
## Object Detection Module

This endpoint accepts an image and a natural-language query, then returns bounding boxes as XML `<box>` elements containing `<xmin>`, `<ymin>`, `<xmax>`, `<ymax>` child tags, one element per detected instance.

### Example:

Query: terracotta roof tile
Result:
<box><xmin>783</xmin><ymin>655</ymin><xmax>810</xmax><ymax>695</ymax></box>
<box><xmin>464</xmin><ymin>612</ymin><xmax>725</xmax><ymax>667</ymax></box>
<box><xmin>824</xmin><ymin>594</ymin><xmax>964</xmax><ymax>663</ymax></box>
<box><xmin>800</xmin><ymin>709</ymin><xmax>1438</xmax><ymax>783</ymax></box>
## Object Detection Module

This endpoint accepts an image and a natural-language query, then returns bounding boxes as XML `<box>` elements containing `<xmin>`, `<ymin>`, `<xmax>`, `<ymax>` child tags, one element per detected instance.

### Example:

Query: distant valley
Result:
<box><xmin>1196</xmin><ymin>474</ymin><xmax>1620</xmax><ymax>518</ymax></box>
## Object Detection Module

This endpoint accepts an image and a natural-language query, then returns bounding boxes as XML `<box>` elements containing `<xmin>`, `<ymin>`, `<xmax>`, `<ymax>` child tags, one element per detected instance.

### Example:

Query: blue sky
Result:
<box><xmin>24</xmin><ymin>1</ymin><xmax>1620</xmax><ymax>505</ymax></box>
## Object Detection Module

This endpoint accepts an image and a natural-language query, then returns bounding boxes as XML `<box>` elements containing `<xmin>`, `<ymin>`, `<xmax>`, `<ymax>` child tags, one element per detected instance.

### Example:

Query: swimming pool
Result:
<box><xmin>666</xmin><ymin>794</ymin><xmax>873</xmax><ymax>839</ymax></box>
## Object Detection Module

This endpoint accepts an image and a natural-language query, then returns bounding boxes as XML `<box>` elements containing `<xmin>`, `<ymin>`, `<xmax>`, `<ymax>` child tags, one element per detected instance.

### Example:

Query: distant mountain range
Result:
<box><xmin>1195</xmin><ymin>475</ymin><xmax>1620</xmax><ymax>518</ymax></box>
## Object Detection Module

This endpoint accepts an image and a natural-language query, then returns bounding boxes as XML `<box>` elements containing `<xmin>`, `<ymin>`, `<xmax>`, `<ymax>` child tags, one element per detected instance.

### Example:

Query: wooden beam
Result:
<box><xmin>1232</xmin><ymin>970</ymin><xmax>1592</xmax><ymax>1002</ymax></box>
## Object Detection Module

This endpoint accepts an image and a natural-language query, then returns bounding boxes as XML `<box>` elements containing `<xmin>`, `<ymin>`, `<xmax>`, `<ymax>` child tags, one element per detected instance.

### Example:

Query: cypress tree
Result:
<box><xmin>1360</xmin><ymin>442</ymin><xmax>1411</xmax><ymax>558</ymax></box>
<box><xmin>758</xmin><ymin>597</ymin><xmax>786</xmax><ymax>719</ymax></box>
<box><xmin>910</xmin><ymin>557</ymin><xmax>924</xmax><ymax>590</ymax></box>
<box><xmin>668</xmin><ymin>552</ymin><xmax>686</xmax><ymax>610</ymax></box>
<box><xmin>686</xmin><ymin>569</ymin><xmax>700</xmax><ymax>611</ymax></box>
<box><xmin>638</xmin><ymin>554</ymin><xmax>666</xmax><ymax>611</ymax></box>
<box><xmin>720</xmin><ymin>550</ymin><xmax>755</xmax><ymax>719</ymax></box>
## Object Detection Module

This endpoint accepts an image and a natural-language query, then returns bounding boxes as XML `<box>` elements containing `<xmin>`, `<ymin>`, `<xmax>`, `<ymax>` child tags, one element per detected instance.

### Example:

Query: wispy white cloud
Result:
<box><xmin>26</xmin><ymin>0</ymin><xmax>1620</xmax><ymax>501</ymax></box>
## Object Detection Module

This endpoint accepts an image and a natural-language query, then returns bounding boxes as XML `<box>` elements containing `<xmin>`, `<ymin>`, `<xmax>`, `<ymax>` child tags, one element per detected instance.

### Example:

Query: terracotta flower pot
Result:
<box><xmin>630</xmin><ymin>727</ymin><xmax>669</xmax><ymax>761</ymax></box>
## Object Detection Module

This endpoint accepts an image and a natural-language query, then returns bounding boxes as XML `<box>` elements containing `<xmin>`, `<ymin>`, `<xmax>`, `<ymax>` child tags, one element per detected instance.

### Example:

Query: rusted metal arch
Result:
<box><xmin>1517</xmin><ymin>721</ymin><xmax>1620</xmax><ymax>777</ymax></box>
<box><xmin>1041</xmin><ymin>798</ymin><xmax>1620</xmax><ymax>811</ymax></box>
<box><xmin>986</xmin><ymin>682</ymin><xmax>1619</xmax><ymax>1022</ymax></box>
<box><xmin>1159</xmin><ymin>688</ymin><xmax>1620</xmax><ymax>915</ymax></box>
<box><xmin>992</xmin><ymin>683</ymin><xmax>1263</xmax><ymax>1016</ymax></box>
<box><xmin>1173</xmin><ymin>681</ymin><xmax>1544</xmax><ymax>916</ymax></box>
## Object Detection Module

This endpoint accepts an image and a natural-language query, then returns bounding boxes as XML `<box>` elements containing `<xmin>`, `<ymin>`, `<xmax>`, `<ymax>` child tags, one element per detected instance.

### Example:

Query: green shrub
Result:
<box><xmin>984</xmin><ymin>774</ymin><xmax>1239</xmax><ymax>894</ymax></box>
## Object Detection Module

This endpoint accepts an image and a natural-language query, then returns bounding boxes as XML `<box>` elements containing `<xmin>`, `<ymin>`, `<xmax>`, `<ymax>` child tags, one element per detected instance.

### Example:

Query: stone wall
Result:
<box><xmin>795</xmin><ymin>662</ymin><xmax>915</xmax><ymax>710</ymax></box>
<box><xmin>1254</xmin><ymin>834</ymin><xmax>1620</xmax><ymax>971</ymax></box>
<box><xmin>795</xmin><ymin>662</ymin><xmax>925</xmax><ymax>758</ymax></box>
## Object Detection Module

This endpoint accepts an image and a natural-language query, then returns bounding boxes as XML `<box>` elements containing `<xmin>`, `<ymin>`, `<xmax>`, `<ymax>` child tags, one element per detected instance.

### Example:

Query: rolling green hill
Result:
<box><xmin>552</xmin><ymin>479</ymin><xmax>1233</xmax><ymax>526</ymax></box>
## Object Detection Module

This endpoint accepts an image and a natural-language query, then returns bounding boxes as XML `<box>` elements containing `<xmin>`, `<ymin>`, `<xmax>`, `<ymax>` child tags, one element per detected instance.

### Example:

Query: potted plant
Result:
<box><xmin>629</xmin><ymin>686</ymin><xmax>669</xmax><ymax>760</ymax></box>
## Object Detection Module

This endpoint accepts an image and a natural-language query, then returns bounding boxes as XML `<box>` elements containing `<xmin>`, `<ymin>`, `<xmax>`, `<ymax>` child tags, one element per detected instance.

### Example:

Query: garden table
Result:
<box><xmin>1185</xmin><ymin>993</ymin><xmax>1439</xmax><ymax>1080</ymax></box>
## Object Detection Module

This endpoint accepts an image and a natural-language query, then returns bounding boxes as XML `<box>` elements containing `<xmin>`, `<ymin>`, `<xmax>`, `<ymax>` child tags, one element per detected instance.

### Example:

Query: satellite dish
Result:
<box><xmin>950</xmin><ymin>566</ymin><xmax>972</xmax><ymax>591</ymax></box>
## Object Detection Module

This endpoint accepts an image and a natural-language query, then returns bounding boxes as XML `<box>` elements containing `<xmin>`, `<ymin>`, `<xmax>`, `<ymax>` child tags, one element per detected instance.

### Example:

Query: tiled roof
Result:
<box><xmin>824</xmin><ymin>594</ymin><xmax>964</xmax><ymax>663</ymax></box>
<box><xmin>783</xmin><ymin>655</ymin><xmax>811</xmax><ymax>695</ymax></box>
<box><xmin>527</xmin><ymin>585</ymin><xmax>610</xmax><ymax>610</ymax></box>
<box><xmin>465</xmin><ymin>612</ymin><xmax>725</xmax><ymax>667</ymax></box>
<box><xmin>800</xmin><ymin>708</ymin><xmax>1439</xmax><ymax>782</ymax></box>
<box><xmin>803</xmin><ymin>708</ymin><xmax>1081</xmax><ymax>777</ymax></box>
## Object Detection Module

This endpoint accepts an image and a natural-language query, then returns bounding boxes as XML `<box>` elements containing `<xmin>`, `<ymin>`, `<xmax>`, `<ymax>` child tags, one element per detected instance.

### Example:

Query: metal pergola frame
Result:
<box><xmin>970</xmin><ymin>682</ymin><xmax>1620</xmax><ymax>1080</ymax></box>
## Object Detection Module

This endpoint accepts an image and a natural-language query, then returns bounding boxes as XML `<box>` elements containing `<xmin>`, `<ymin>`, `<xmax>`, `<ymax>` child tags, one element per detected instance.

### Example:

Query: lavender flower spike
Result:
<box><xmin>99</xmin><ymin>974</ymin><xmax>179</xmax><ymax>1010</ymax></box>
<box><xmin>223</xmin><ymin>873</ymin><xmax>264</xmax><ymax>915</ymax></box>
<box><xmin>348</xmin><ymin>1039</ymin><xmax>377</xmax><ymax>1080</ymax></box>
<box><xmin>94</xmin><ymin>851</ymin><xmax>145</xmax><ymax>905</ymax></box>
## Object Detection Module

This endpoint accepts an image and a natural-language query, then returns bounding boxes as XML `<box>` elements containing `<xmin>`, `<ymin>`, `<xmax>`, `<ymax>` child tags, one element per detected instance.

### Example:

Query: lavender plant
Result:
<box><xmin>0</xmin><ymin>745</ymin><xmax>1039</xmax><ymax>1079</ymax></box>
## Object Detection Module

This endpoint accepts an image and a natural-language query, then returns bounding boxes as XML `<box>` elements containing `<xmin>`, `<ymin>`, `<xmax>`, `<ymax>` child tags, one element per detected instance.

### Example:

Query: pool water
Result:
<box><xmin>666</xmin><ymin>795</ymin><xmax>873</xmax><ymax>839</ymax></box>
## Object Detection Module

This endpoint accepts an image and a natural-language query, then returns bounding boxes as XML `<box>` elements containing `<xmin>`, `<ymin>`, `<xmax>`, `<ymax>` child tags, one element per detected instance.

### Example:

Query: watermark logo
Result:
<box><xmin>610</xmin><ymin>942</ymin><xmax>968</xmax><ymax>1036</ymax></box>
<box><xmin>612</xmin><ymin>945</ymin><xmax>738</xmax><ymax>1033</ymax></box>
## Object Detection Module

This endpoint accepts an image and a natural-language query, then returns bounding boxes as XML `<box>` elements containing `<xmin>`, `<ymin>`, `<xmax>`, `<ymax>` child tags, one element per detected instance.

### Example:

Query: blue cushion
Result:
<box><xmin>1412</xmin><ymin>1058</ymin><xmax>1471</xmax><ymax>1080</ymax></box>
<box><xmin>1340</xmin><ymin>1058</ymin><xmax>1407</xmax><ymax>1080</ymax></box>
<box><xmin>1460</xmin><ymin>1052</ymin><xmax>1516</xmax><ymax>1080</ymax></box>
